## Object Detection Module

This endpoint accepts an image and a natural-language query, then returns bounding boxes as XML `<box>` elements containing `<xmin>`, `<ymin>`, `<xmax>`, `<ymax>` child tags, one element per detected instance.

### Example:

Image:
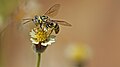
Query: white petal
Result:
<box><xmin>30</xmin><ymin>38</ymin><xmax>39</xmax><ymax>44</ymax></box>
<box><xmin>41</xmin><ymin>36</ymin><xmax>56</xmax><ymax>46</ymax></box>
<box><xmin>48</xmin><ymin>41</ymin><xmax>55</xmax><ymax>45</ymax></box>
<box><xmin>29</xmin><ymin>29</ymin><xmax>36</xmax><ymax>38</ymax></box>
<box><xmin>41</xmin><ymin>42</ymin><xmax>48</xmax><ymax>46</ymax></box>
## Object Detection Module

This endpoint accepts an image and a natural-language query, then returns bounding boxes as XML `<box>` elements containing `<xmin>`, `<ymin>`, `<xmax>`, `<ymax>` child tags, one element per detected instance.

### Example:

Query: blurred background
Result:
<box><xmin>0</xmin><ymin>0</ymin><xmax>120</xmax><ymax>67</ymax></box>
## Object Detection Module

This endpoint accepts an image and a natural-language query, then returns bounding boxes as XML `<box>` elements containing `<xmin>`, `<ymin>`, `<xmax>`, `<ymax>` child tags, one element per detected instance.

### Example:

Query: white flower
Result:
<box><xmin>29</xmin><ymin>27</ymin><xmax>56</xmax><ymax>46</ymax></box>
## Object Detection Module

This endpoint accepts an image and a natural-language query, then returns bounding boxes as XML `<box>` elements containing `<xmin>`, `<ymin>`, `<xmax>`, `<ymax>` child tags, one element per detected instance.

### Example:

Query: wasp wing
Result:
<box><xmin>51</xmin><ymin>20</ymin><xmax>72</xmax><ymax>26</ymax></box>
<box><xmin>44</xmin><ymin>4</ymin><xmax>60</xmax><ymax>17</ymax></box>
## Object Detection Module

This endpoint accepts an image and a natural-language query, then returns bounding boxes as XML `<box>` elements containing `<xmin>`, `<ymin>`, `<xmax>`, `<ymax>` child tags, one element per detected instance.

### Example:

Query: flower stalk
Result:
<box><xmin>29</xmin><ymin>27</ymin><xmax>56</xmax><ymax>67</ymax></box>
<box><xmin>37</xmin><ymin>53</ymin><xmax>41</xmax><ymax>67</ymax></box>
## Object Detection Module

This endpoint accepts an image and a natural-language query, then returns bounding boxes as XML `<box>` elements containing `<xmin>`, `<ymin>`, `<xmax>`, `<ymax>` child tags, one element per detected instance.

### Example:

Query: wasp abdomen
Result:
<box><xmin>54</xmin><ymin>23</ymin><xmax>59</xmax><ymax>34</ymax></box>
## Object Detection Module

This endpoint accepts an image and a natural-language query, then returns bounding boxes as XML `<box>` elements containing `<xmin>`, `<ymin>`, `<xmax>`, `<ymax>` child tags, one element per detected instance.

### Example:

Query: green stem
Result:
<box><xmin>37</xmin><ymin>53</ymin><xmax>41</xmax><ymax>67</ymax></box>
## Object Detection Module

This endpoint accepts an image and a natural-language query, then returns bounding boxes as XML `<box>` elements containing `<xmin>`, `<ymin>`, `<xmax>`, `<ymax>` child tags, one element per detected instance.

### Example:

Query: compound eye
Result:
<box><xmin>31</xmin><ymin>19</ymin><xmax>36</xmax><ymax>24</ymax></box>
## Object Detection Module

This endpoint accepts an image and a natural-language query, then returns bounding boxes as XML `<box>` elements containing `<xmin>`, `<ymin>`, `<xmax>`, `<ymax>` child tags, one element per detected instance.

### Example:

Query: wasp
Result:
<box><xmin>22</xmin><ymin>4</ymin><xmax>72</xmax><ymax>34</ymax></box>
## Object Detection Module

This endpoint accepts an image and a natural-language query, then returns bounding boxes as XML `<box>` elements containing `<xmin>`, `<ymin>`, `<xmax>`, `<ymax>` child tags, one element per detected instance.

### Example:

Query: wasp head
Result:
<box><xmin>31</xmin><ymin>15</ymin><xmax>42</xmax><ymax>26</ymax></box>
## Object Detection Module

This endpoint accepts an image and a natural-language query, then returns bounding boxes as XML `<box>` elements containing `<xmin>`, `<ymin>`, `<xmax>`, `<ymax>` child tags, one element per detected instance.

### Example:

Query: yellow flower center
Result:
<box><xmin>35</xmin><ymin>30</ymin><xmax>47</xmax><ymax>42</ymax></box>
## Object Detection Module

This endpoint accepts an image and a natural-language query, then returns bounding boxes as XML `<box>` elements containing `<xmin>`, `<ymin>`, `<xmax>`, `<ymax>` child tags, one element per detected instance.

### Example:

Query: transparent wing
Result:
<box><xmin>51</xmin><ymin>20</ymin><xmax>72</xmax><ymax>26</ymax></box>
<box><xmin>44</xmin><ymin>4</ymin><xmax>60</xmax><ymax>17</ymax></box>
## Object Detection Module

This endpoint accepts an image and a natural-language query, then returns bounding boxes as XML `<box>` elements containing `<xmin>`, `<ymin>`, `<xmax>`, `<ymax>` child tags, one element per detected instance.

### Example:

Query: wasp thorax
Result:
<box><xmin>40</xmin><ymin>15</ymin><xmax>49</xmax><ymax>22</ymax></box>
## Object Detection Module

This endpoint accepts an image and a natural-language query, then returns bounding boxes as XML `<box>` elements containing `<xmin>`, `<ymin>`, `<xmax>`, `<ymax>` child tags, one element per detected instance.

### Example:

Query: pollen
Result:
<box><xmin>35</xmin><ymin>30</ymin><xmax>47</xmax><ymax>42</ymax></box>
